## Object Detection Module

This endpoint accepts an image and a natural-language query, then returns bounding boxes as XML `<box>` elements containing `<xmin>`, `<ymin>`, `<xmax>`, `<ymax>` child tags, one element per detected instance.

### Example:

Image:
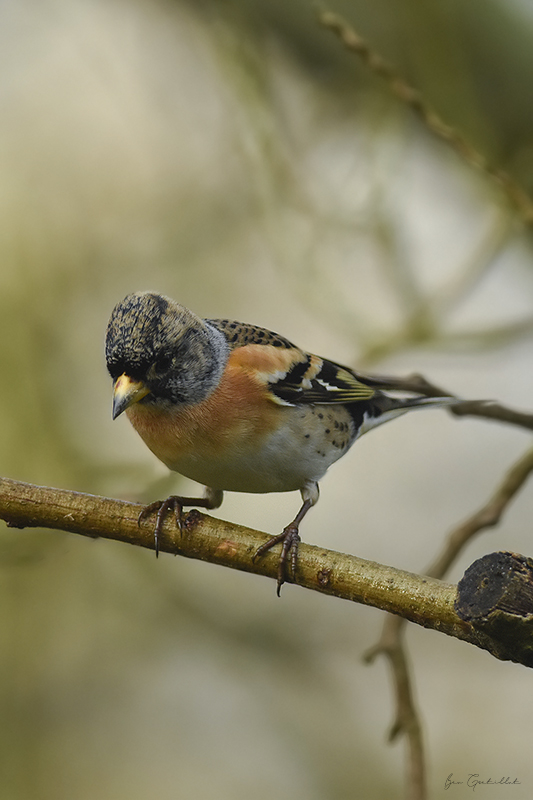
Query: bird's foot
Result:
<box><xmin>138</xmin><ymin>493</ymin><xmax>220</xmax><ymax>556</ymax></box>
<box><xmin>253</xmin><ymin>523</ymin><xmax>301</xmax><ymax>596</ymax></box>
<box><xmin>137</xmin><ymin>495</ymin><xmax>185</xmax><ymax>557</ymax></box>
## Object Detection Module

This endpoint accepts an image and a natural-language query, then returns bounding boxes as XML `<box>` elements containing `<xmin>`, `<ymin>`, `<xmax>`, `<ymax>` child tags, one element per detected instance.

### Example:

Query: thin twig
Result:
<box><xmin>426</xmin><ymin>445</ymin><xmax>533</xmax><ymax>579</ymax></box>
<box><xmin>318</xmin><ymin>10</ymin><xmax>533</xmax><ymax>225</ymax></box>
<box><xmin>359</xmin><ymin>370</ymin><xmax>533</xmax><ymax>432</ymax></box>
<box><xmin>365</xmin><ymin>616</ymin><xmax>426</xmax><ymax>800</ymax></box>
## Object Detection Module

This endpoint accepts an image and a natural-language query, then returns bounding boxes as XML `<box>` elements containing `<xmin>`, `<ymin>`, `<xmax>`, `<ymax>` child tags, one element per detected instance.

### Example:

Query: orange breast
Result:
<box><xmin>125</xmin><ymin>348</ymin><xmax>283</xmax><ymax>470</ymax></box>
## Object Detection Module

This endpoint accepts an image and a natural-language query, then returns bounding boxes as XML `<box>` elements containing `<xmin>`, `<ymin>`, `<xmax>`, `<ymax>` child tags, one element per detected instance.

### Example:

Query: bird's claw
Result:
<box><xmin>253</xmin><ymin>524</ymin><xmax>301</xmax><ymax>596</ymax></box>
<box><xmin>137</xmin><ymin>495</ymin><xmax>184</xmax><ymax>556</ymax></box>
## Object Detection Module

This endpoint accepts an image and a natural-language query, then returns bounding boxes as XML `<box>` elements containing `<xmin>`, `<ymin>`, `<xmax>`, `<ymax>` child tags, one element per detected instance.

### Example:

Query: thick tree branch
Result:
<box><xmin>0</xmin><ymin>476</ymin><xmax>531</xmax><ymax>667</ymax></box>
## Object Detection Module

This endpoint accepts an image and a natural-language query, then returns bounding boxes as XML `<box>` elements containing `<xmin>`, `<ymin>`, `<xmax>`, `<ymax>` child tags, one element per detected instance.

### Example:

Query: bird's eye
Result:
<box><xmin>154</xmin><ymin>354</ymin><xmax>173</xmax><ymax>372</ymax></box>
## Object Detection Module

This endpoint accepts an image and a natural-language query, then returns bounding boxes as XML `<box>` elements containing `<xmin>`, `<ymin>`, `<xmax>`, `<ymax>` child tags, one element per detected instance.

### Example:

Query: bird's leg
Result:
<box><xmin>138</xmin><ymin>488</ymin><xmax>223</xmax><ymax>557</ymax></box>
<box><xmin>254</xmin><ymin>498</ymin><xmax>314</xmax><ymax>596</ymax></box>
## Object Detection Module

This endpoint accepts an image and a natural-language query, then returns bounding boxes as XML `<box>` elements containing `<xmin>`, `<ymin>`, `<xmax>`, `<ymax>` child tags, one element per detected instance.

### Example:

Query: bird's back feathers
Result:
<box><xmin>207</xmin><ymin>317</ymin><xmax>453</xmax><ymax>417</ymax></box>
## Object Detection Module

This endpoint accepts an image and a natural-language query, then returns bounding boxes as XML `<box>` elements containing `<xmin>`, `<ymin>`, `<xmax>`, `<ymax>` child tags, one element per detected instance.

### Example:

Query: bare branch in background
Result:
<box><xmin>365</xmin><ymin>616</ymin><xmax>426</xmax><ymax>800</ymax></box>
<box><xmin>318</xmin><ymin>10</ymin><xmax>533</xmax><ymax>225</ymax></box>
<box><xmin>360</xmin><ymin>370</ymin><xmax>533</xmax><ymax>431</ymax></box>
<box><xmin>426</xmin><ymin>446</ymin><xmax>533</xmax><ymax>579</ymax></box>
<box><xmin>366</xmin><ymin>446</ymin><xmax>533</xmax><ymax>800</ymax></box>
<box><xmin>316</xmin><ymin>10</ymin><xmax>533</xmax><ymax>797</ymax></box>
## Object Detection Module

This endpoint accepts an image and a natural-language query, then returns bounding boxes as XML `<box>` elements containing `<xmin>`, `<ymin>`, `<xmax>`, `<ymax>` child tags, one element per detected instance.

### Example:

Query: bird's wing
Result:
<box><xmin>270</xmin><ymin>354</ymin><xmax>377</xmax><ymax>405</ymax></box>
<box><xmin>207</xmin><ymin>319</ymin><xmax>376</xmax><ymax>406</ymax></box>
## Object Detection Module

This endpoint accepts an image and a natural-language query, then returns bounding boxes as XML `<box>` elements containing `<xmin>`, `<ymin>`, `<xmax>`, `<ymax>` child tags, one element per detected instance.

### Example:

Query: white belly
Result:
<box><xmin>164</xmin><ymin>408</ymin><xmax>355</xmax><ymax>494</ymax></box>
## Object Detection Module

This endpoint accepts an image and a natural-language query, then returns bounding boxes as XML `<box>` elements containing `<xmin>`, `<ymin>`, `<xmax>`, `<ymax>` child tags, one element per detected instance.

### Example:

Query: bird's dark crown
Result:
<box><xmin>106</xmin><ymin>292</ymin><xmax>229</xmax><ymax>406</ymax></box>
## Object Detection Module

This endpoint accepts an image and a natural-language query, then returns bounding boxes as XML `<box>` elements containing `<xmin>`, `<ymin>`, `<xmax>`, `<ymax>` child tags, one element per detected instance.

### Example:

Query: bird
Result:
<box><xmin>106</xmin><ymin>291</ymin><xmax>455</xmax><ymax>594</ymax></box>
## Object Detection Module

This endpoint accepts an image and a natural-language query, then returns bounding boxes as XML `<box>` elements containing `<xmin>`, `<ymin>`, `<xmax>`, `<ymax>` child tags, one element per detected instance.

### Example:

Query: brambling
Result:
<box><xmin>106</xmin><ymin>292</ymin><xmax>454</xmax><ymax>594</ymax></box>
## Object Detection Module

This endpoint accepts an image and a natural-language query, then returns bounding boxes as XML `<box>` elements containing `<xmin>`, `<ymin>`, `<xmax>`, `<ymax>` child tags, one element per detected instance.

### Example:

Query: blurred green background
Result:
<box><xmin>2</xmin><ymin>0</ymin><xmax>533</xmax><ymax>798</ymax></box>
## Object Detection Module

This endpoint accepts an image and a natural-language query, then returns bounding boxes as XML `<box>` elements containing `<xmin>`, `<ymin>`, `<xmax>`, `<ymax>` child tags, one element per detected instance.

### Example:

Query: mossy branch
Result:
<box><xmin>1</xmin><ymin>476</ymin><xmax>531</xmax><ymax>667</ymax></box>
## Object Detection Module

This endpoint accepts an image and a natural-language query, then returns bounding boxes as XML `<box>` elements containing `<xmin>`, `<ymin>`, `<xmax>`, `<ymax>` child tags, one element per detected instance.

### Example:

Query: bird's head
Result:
<box><xmin>105</xmin><ymin>292</ymin><xmax>228</xmax><ymax>419</ymax></box>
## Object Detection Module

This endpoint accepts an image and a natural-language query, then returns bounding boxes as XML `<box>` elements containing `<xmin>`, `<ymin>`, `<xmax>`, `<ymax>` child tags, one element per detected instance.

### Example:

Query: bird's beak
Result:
<box><xmin>112</xmin><ymin>374</ymin><xmax>150</xmax><ymax>419</ymax></box>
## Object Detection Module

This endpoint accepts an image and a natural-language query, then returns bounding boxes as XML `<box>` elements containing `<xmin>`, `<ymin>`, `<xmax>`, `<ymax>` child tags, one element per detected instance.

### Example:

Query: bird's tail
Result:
<box><xmin>358</xmin><ymin>393</ymin><xmax>457</xmax><ymax>436</ymax></box>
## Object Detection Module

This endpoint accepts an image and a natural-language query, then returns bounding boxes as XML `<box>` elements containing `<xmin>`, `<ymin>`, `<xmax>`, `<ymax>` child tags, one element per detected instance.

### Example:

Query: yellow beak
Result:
<box><xmin>112</xmin><ymin>374</ymin><xmax>150</xmax><ymax>419</ymax></box>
